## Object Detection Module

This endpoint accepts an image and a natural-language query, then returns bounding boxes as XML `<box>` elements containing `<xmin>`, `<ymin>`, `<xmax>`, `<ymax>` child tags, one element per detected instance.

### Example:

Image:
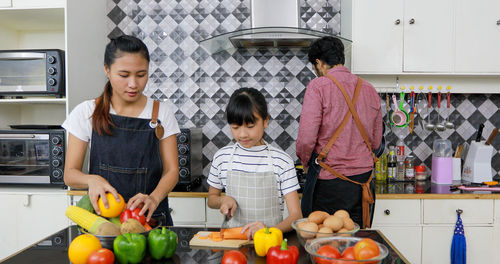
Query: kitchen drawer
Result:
<box><xmin>372</xmin><ymin>199</ymin><xmax>421</xmax><ymax>225</ymax></box>
<box><xmin>423</xmin><ymin>199</ymin><xmax>493</xmax><ymax>224</ymax></box>
<box><xmin>169</xmin><ymin>197</ymin><xmax>206</xmax><ymax>225</ymax></box>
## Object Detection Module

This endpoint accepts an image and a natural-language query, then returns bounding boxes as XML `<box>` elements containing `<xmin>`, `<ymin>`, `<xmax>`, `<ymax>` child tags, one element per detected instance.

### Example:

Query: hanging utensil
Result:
<box><xmin>409</xmin><ymin>91</ymin><xmax>415</xmax><ymax>134</ymax></box>
<box><xmin>415</xmin><ymin>92</ymin><xmax>426</xmax><ymax>131</ymax></box>
<box><xmin>435</xmin><ymin>92</ymin><xmax>446</xmax><ymax>131</ymax></box>
<box><xmin>445</xmin><ymin>91</ymin><xmax>455</xmax><ymax>129</ymax></box>
<box><xmin>386</xmin><ymin>93</ymin><xmax>391</xmax><ymax>127</ymax></box>
<box><xmin>391</xmin><ymin>94</ymin><xmax>408</xmax><ymax>127</ymax></box>
<box><xmin>425</xmin><ymin>92</ymin><xmax>435</xmax><ymax>131</ymax></box>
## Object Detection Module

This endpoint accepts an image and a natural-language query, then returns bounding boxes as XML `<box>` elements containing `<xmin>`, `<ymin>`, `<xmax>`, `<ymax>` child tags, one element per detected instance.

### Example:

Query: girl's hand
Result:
<box><xmin>127</xmin><ymin>193</ymin><xmax>159</xmax><ymax>222</ymax></box>
<box><xmin>241</xmin><ymin>221</ymin><xmax>265</xmax><ymax>240</ymax></box>
<box><xmin>220</xmin><ymin>196</ymin><xmax>237</xmax><ymax>217</ymax></box>
<box><xmin>87</xmin><ymin>175</ymin><xmax>119</xmax><ymax>215</ymax></box>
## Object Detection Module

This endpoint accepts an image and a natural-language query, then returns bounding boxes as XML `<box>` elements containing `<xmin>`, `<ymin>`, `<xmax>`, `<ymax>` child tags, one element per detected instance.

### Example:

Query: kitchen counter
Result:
<box><xmin>67</xmin><ymin>180</ymin><xmax>500</xmax><ymax>199</ymax></box>
<box><xmin>1</xmin><ymin>225</ymin><xmax>409</xmax><ymax>264</ymax></box>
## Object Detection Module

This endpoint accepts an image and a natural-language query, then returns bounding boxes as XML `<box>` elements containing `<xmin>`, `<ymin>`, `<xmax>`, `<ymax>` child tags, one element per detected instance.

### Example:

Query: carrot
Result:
<box><xmin>143</xmin><ymin>223</ymin><xmax>152</xmax><ymax>231</ymax></box>
<box><xmin>221</xmin><ymin>227</ymin><xmax>248</xmax><ymax>240</ymax></box>
<box><xmin>198</xmin><ymin>235</ymin><xmax>209</xmax><ymax>240</ymax></box>
<box><xmin>208</xmin><ymin>232</ymin><xmax>223</xmax><ymax>242</ymax></box>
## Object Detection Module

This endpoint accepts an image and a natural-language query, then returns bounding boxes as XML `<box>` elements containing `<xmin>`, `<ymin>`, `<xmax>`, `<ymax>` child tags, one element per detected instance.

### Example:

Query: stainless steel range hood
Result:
<box><xmin>199</xmin><ymin>0</ymin><xmax>352</xmax><ymax>54</ymax></box>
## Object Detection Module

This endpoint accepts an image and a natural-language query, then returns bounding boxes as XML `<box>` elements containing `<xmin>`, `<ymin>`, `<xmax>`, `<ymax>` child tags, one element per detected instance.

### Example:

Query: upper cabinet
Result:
<box><xmin>0</xmin><ymin>0</ymin><xmax>64</xmax><ymax>9</ymax></box>
<box><xmin>350</xmin><ymin>0</ymin><xmax>500</xmax><ymax>75</ymax></box>
<box><xmin>455</xmin><ymin>0</ymin><xmax>500</xmax><ymax>73</ymax></box>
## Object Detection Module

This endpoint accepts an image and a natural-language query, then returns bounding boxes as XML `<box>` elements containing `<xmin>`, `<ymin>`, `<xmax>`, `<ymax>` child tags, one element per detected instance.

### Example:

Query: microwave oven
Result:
<box><xmin>0</xmin><ymin>129</ymin><xmax>65</xmax><ymax>185</ymax></box>
<box><xmin>0</xmin><ymin>49</ymin><xmax>65</xmax><ymax>97</ymax></box>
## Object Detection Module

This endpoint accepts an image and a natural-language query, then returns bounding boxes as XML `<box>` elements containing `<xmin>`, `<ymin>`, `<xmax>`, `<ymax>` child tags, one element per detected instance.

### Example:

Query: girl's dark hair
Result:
<box><xmin>226</xmin><ymin>88</ymin><xmax>269</xmax><ymax>125</ymax></box>
<box><xmin>92</xmin><ymin>35</ymin><xmax>150</xmax><ymax>136</ymax></box>
<box><xmin>308</xmin><ymin>36</ymin><xmax>345</xmax><ymax>66</ymax></box>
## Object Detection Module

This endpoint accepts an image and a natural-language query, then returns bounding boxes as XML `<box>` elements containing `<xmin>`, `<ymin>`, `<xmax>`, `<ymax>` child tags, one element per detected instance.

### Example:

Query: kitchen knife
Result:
<box><xmin>475</xmin><ymin>124</ymin><xmax>485</xmax><ymax>142</ymax></box>
<box><xmin>485</xmin><ymin>128</ymin><xmax>499</xmax><ymax>146</ymax></box>
<box><xmin>454</xmin><ymin>144</ymin><xmax>464</xmax><ymax>158</ymax></box>
<box><xmin>220</xmin><ymin>214</ymin><xmax>230</xmax><ymax>239</ymax></box>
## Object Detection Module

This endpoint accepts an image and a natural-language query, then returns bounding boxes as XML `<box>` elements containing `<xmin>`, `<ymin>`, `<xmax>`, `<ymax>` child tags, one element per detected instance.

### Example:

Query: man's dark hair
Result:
<box><xmin>308</xmin><ymin>36</ymin><xmax>345</xmax><ymax>66</ymax></box>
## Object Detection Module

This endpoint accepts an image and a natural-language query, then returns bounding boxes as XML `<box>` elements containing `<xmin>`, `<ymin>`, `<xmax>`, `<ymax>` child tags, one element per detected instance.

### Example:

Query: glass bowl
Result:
<box><xmin>291</xmin><ymin>218</ymin><xmax>360</xmax><ymax>247</ymax></box>
<box><xmin>305</xmin><ymin>236</ymin><xmax>389</xmax><ymax>263</ymax></box>
<box><xmin>79</xmin><ymin>218</ymin><xmax>162</xmax><ymax>249</ymax></box>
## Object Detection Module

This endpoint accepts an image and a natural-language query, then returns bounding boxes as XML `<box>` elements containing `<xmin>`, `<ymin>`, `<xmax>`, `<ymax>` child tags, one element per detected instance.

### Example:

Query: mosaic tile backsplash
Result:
<box><xmin>106</xmin><ymin>0</ymin><xmax>500</xmax><ymax>178</ymax></box>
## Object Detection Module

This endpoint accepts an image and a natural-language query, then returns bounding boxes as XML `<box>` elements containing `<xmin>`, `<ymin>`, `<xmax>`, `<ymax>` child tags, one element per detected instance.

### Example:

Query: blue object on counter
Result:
<box><xmin>451</xmin><ymin>209</ymin><xmax>466</xmax><ymax>264</ymax></box>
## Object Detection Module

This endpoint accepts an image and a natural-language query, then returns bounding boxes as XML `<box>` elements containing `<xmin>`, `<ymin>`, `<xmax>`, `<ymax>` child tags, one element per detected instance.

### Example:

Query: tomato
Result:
<box><xmin>221</xmin><ymin>250</ymin><xmax>247</xmax><ymax>264</ymax></box>
<box><xmin>353</xmin><ymin>238</ymin><xmax>380</xmax><ymax>260</ymax></box>
<box><xmin>97</xmin><ymin>193</ymin><xmax>125</xmax><ymax>218</ymax></box>
<box><xmin>87</xmin><ymin>248</ymin><xmax>115</xmax><ymax>264</ymax></box>
<box><xmin>341</xmin><ymin>246</ymin><xmax>355</xmax><ymax>260</ymax></box>
<box><xmin>315</xmin><ymin>245</ymin><xmax>341</xmax><ymax>264</ymax></box>
<box><xmin>120</xmin><ymin>208</ymin><xmax>146</xmax><ymax>225</ymax></box>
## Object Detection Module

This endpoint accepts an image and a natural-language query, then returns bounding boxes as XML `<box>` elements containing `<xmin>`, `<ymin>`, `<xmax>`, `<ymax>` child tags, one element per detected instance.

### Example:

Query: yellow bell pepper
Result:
<box><xmin>253</xmin><ymin>227</ymin><xmax>283</xmax><ymax>257</ymax></box>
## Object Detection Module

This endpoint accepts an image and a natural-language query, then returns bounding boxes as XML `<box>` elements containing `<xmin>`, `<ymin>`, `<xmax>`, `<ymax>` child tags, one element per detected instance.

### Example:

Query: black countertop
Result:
<box><xmin>2</xmin><ymin>225</ymin><xmax>409</xmax><ymax>264</ymax></box>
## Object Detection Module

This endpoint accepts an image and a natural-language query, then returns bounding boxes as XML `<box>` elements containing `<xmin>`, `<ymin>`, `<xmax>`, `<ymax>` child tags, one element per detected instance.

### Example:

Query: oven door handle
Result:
<box><xmin>0</xmin><ymin>52</ymin><xmax>46</xmax><ymax>60</ymax></box>
<box><xmin>0</xmin><ymin>134</ymin><xmax>38</xmax><ymax>139</ymax></box>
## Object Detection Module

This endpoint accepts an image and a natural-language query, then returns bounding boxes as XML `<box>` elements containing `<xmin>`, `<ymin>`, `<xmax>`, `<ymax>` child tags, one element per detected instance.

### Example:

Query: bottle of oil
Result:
<box><xmin>387</xmin><ymin>146</ymin><xmax>397</xmax><ymax>182</ymax></box>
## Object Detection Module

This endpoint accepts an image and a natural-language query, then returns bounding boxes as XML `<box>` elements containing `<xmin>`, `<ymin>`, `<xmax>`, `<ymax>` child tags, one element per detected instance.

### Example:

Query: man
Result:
<box><xmin>296</xmin><ymin>36</ymin><xmax>383</xmax><ymax>228</ymax></box>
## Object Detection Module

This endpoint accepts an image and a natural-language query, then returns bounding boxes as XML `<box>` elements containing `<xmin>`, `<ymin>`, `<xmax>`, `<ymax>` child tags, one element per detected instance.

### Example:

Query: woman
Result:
<box><xmin>63</xmin><ymin>35</ymin><xmax>180</xmax><ymax>225</ymax></box>
<box><xmin>296</xmin><ymin>36</ymin><xmax>383</xmax><ymax>228</ymax></box>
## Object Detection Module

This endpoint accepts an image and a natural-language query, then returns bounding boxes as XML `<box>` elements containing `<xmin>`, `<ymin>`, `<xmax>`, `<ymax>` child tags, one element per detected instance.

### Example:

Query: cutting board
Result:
<box><xmin>189</xmin><ymin>231</ymin><xmax>253</xmax><ymax>249</ymax></box>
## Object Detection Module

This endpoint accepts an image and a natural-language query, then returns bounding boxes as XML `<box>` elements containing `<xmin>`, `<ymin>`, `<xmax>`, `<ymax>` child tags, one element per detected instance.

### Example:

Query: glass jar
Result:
<box><xmin>415</xmin><ymin>165</ymin><xmax>427</xmax><ymax>181</ymax></box>
<box><xmin>404</xmin><ymin>155</ymin><xmax>415</xmax><ymax>181</ymax></box>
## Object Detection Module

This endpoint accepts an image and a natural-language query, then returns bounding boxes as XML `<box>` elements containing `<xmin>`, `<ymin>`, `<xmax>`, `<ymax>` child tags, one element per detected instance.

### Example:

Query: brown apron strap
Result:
<box><xmin>315</xmin><ymin>75</ymin><xmax>376</xmax><ymax>229</ymax></box>
<box><xmin>151</xmin><ymin>100</ymin><xmax>164</xmax><ymax>139</ymax></box>
<box><xmin>317</xmin><ymin>77</ymin><xmax>363</xmax><ymax>161</ymax></box>
<box><xmin>152</xmin><ymin>100</ymin><xmax>159</xmax><ymax>124</ymax></box>
<box><xmin>324</xmin><ymin>75</ymin><xmax>378</xmax><ymax>163</ymax></box>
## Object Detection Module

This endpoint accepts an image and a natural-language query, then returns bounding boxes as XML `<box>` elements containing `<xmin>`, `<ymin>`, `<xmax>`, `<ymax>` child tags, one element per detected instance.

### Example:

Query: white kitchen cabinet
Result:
<box><xmin>169</xmin><ymin>197</ymin><xmax>206</xmax><ymax>227</ymax></box>
<box><xmin>373</xmin><ymin>226</ymin><xmax>421</xmax><ymax>264</ymax></box>
<box><xmin>0</xmin><ymin>0</ymin><xmax>105</xmax><ymax>127</ymax></box>
<box><xmin>0</xmin><ymin>189</ymin><xmax>69</xmax><ymax>261</ymax></box>
<box><xmin>422</xmin><ymin>226</ymin><xmax>494</xmax><ymax>264</ymax></box>
<box><xmin>352</xmin><ymin>0</ymin><xmax>454</xmax><ymax>74</ymax></box>
<box><xmin>455</xmin><ymin>0</ymin><xmax>500</xmax><ymax>73</ymax></box>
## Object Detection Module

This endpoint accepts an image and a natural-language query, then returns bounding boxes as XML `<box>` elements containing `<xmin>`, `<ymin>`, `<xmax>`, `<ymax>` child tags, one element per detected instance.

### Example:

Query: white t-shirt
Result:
<box><xmin>62</xmin><ymin>98</ymin><xmax>180</xmax><ymax>143</ymax></box>
<box><xmin>207</xmin><ymin>142</ymin><xmax>300</xmax><ymax>210</ymax></box>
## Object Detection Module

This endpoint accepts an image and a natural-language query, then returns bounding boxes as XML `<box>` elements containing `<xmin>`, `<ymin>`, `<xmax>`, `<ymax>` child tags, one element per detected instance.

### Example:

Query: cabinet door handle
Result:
<box><xmin>409</xmin><ymin>18</ymin><xmax>415</xmax><ymax>24</ymax></box>
<box><xmin>395</xmin><ymin>19</ymin><xmax>401</xmax><ymax>25</ymax></box>
<box><xmin>384</xmin><ymin>209</ymin><xmax>390</xmax><ymax>215</ymax></box>
<box><xmin>497</xmin><ymin>20</ymin><xmax>500</xmax><ymax>26</ymax></box>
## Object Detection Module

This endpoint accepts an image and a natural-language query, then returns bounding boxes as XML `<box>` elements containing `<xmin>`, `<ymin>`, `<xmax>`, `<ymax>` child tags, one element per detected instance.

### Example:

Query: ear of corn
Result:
<box><xmin>66</xmin><ymin>205</ymin><xmax>111</xmax><ymax>234</ymax></box>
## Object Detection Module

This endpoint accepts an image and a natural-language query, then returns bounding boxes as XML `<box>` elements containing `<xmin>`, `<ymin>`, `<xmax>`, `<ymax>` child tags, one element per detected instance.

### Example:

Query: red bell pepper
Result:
<box><xmin>120</xmin><ymin>208</ymin><xmax>146</xmax><ymax>225</ymax></box>
<box><xmin>266</xmin><ymin>239</ymin><xmax>299</xmax><ymax>264</ymax></box>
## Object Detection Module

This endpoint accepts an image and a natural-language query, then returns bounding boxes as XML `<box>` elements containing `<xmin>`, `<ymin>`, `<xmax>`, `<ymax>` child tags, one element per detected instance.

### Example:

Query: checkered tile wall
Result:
<box><xmin>106</xmin><ymin>0</ymin><xmax>500</xmax><ymax>178</ymax></box>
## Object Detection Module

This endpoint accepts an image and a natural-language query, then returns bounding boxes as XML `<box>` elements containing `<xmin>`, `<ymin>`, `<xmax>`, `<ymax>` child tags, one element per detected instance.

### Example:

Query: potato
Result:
<box><xmin>120</xmin><ymin>218</ymin><xmax>146</xmax><ymax>234</ymax></box>
<box><xmin>333</xmin><ymin>209</ymin><xmax>350</xmax><ymax>219</ymax></box>
<box><xmin>316</xmin><ymin>226</ymin><xmax>333</xmax><ymax>238</ymax></box>
<box><xmin>299</xmin><ymin>221</ymin><xmax>318</xmax><ymax>238</ymax></box>
<box><xmin>95</xmin><ymin>222</ymin><xmax>121</xmax><ymax>236</ymax></box>
<box><xmin>343</xmin><ymin>217</ymin><xmax>355</xmax><ymax>231</ymax></box>
<box><xmin>323</xmin><ymin>215</ymin><xmax>343</xmax><ymax>232</ymax></box>
<box><xmin>308</xmin><ymin>211</ymin><xmax>330</xmax><ymax>224</ymax></box>
<box><xmin>336</xmin><ymin>228</ymin><xmax>351</xmax><ymax>237</ymax></box>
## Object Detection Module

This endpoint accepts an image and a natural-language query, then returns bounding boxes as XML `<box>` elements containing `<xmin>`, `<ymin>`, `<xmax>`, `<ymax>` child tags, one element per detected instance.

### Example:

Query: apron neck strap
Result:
<box><xmin>151</xmin><ymin>100</ymin><xmax>160</xmax><ymax>125</ymax></box>
<box><xmin>228</xmin><ymin>142</ymin><xmax>273</xmax><ymax>172</ymax></box>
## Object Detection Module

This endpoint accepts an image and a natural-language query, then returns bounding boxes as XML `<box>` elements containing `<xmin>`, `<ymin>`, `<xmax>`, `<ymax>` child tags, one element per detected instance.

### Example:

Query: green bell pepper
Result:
<box><xmin>113</xmin><ymin>233</ymin><xmax>147</xmax><ymax>264</ymax></box>
<box><xmin>148</xmin><ymin>227</ymin><xmax>178</xmax><ymax>260</ymax></box>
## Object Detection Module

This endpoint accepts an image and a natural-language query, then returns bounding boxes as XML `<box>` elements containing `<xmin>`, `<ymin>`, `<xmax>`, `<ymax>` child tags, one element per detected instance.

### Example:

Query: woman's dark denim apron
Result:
<box><xmin>89</xmin><ymin>114</ymin><xmax>173</xmax><ymax>226</ymax></box>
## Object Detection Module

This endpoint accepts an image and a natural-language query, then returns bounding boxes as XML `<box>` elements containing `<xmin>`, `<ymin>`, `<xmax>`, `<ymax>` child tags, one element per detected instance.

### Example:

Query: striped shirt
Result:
<box><xmin>207</xmin><ymin>142</ymin><xmax>300</xmax><ymax>208</ymax></box>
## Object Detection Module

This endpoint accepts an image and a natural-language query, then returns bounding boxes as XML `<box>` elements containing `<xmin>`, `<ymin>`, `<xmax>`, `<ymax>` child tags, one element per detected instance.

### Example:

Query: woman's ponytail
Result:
<box><xmin>91</xmin><ymin>81</ymin><xmax>115</xmax><ymax>136</ymax></box>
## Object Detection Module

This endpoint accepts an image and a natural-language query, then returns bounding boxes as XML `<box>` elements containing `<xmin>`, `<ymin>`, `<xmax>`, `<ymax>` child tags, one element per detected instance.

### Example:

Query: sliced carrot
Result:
<box><xmin>193</xmin><ymin>233</ymin><xmax>199</xmax><ymax>237</ymax></box>
<box><xmin>198</xmin><ymin>235</ymin><xmax>209</xmax><ymax>240</ymax></box>
<box><xmin>143</xmin><ymin>223</ymin><xmax>152</xmax><ymax>231</ymax></box>
<box><xmin>221</xmin><ymin>227</ymin><xmax>248</xmax><ymax>240</ymax></box>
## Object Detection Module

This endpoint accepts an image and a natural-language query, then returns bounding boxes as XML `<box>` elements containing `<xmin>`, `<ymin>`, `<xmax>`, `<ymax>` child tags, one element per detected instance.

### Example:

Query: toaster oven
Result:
<box><xmin>0</xmin><ymin>49</ymin><xmax>65</xmax><ymax>97</ymax></box>
<box><xmin>0</xmin><ymin>129</ymin><xmax>65</xmax><ymax>185</ymax></box>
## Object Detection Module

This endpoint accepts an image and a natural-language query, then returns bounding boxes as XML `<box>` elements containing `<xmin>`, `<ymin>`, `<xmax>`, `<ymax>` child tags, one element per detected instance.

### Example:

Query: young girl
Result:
<box><xmin>63</xmin><ymin>35</ymin><xmax>180</xmax><ymax>225</ymax></box>
<box><xmin>207</xmin><ymin>88</ymin><xmax>302</xmax><ymax>239</ymax></box>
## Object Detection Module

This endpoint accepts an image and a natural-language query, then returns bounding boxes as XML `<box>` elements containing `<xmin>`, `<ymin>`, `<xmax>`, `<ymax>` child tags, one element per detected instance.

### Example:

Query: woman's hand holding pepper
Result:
<box><xmin>87</xmin><ymin>174</ymin><xmax>119</xmax><ymax>215</ymax></box>
<box><xmin>242</xmin><ymin>221</ymin><xmax>266</xmax><ymax>240</ymax></box>
<box><xmin>127</xmin><ymin>193</ymin><xmax>159</xmax><ymax>222</ymax></box>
